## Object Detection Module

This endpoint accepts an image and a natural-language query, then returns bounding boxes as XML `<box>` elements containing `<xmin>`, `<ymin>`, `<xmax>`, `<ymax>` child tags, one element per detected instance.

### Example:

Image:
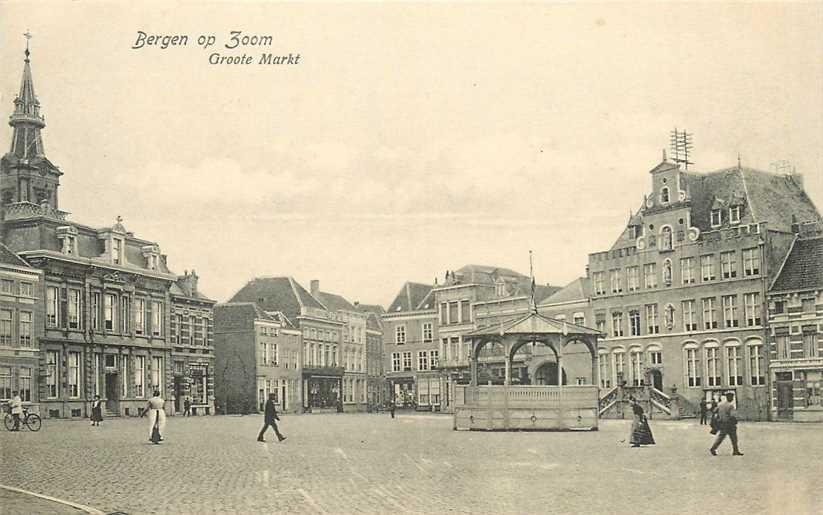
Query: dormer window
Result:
<box><xmin>142</xmin><ymin>245</ymin><xmax>161</xmax><ymax>271</ymax></box>
<box><xmin>628</xmin><ymin>226</ymin><xmax>638</xmax><ymax>239</ymax></box>
<box><xmin>57</xmin><ymin>226</ymin><xmax>79</xmax><ymax>255</ymax></box>
<box><xmin>661</xmin><ymin>187</ymin><xmax>670</xmax><ymax>204</ymax></box>
<box><xmin>729</xmin><ymin>205</ymin><xmax>741</xmax><ymax>224</ymax></box>
<box><xmin>495</xmin><ymin>281</ymin><xmax>506</xmax><ymax>297</ymax></box>
<box><xmin>711</xmin><ymin>209</ymin><xmax>722</xmax><ymax>228</ymax></box>
<box><xmin>112</xmin><ymin>238</ymin><xmax>123</xmax><ymax>265</ymax></box>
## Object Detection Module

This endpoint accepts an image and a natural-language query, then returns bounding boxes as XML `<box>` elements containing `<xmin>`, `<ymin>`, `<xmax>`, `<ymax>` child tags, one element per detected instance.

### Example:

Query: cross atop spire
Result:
<box><xmin>23</xmin><ymin>30</ymin><xmax>32</xmax><ymax>61</ymax></box>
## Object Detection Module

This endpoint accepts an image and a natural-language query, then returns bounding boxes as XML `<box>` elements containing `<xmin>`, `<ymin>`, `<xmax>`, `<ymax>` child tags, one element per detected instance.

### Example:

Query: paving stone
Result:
<box><xmin>0</xmin><ymin>414</ymin><xmax>821</xmax><ymax>514</ymax></box>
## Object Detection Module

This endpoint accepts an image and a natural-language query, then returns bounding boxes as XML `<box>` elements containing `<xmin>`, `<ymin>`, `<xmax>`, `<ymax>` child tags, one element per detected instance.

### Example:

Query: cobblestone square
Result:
<box><xmin>1</xmin><ymin>413</ymin><xmax>821</xmax><ymax>515</ymax></box>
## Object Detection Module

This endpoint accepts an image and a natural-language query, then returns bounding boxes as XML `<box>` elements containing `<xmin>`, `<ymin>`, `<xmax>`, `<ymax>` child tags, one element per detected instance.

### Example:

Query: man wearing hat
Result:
<box><xmin>710</xmin><ymin>392</ymin><xmax>744</xmax><ymax>456</ymax></box>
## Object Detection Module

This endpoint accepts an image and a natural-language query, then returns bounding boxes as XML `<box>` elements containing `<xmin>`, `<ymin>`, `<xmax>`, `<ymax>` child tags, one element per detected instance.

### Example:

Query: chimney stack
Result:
<box><xmin>310</xmin><ymin>279</ymin><xmax>320</xmax><ymax>296</ymax></box>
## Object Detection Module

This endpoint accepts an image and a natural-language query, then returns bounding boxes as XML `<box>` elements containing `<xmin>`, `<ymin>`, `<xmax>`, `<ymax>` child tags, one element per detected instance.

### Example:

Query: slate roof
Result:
<box><xmin>228</xmin><ymin>277</ymin><xmax>325</xmax><ymax>322</ymax></box>
<box><xmin>453</xmin><ymin>264</ymin><xmax>529</xmax><ymax>283</ymax></box>
<box><xmin>683</xmin><ymin>167</ymin><xmax>820</xmax><ymax>233</ymax></box>
<box><xmin>540</xmin><ymin>277</ymin><xmax>590</xmax><ymax>305</ymax></box>
<box><xmin>354</xmin><ymin>303</ymin><xmax>386</xmax><ymax>315</ymax></box>
<box><xmin>314</xmin><ymin>290</ymin><xmax>356</xmax><ymax>312</ymax></box>
<box><xmin>170</xmin><ymin>279</ymin><xmax>216</xmax><ymax>303</ymax></box>
<box><xmin>770</xmin><ymin>237</ymin><xmax>823</xmax><ymax>293</ymax></box>
<box><xmin>387</xmin><ymin>282</ymin><xmax>433</xmax><ymax>313</ymax></box>
<box><xmin>611</xmin><ymin>164</ymin><xmax>821</xmax><ymax>251</ymax></box>
<box><xmin>0</xmin><ymin>242</ymin><xmax>32</xmax><ymax>268</ymax></box>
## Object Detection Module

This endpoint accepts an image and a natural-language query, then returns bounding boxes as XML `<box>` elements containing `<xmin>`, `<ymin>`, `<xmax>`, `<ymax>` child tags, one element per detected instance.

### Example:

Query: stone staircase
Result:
<box><xmin>598</xmin><ymin>385</ymin><xmax>690</xmax><ymax>420</ymax></box>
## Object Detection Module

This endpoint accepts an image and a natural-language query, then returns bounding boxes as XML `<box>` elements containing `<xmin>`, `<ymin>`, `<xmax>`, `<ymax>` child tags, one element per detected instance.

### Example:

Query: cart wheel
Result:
<box><xmin>3</xmin><ymin>414</ymin><xmax>14</xmax><ymax>431</ymax></box>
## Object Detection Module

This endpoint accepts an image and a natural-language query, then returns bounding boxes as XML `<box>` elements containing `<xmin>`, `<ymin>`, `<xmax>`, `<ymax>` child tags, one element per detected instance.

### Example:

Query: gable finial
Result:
<box><xmin>529</xmin><ymin>250</ymin><xmax>537</xmax><ymax>314</ymax></box>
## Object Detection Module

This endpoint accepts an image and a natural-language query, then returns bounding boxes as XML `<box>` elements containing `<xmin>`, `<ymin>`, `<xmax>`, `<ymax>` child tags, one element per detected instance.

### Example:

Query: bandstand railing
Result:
<box><xmin>453</xmin><ymin>384</ymin><xmax>599</xmax><ymax>431</ymax></box>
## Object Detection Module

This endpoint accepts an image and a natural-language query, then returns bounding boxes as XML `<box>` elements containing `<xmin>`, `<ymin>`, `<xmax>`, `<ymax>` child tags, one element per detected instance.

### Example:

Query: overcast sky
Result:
<box><xmin>1</xmin><ymin>2</ymin><xmax>821</xmax><ymax>307</ymax></box>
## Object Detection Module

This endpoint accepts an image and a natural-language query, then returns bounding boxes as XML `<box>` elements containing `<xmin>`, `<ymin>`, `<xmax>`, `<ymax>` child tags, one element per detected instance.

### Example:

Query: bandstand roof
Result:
<box><xmin>465</xmin><ymin>311</ymin><xmax>603</xmax><ymax>339</ymax></box>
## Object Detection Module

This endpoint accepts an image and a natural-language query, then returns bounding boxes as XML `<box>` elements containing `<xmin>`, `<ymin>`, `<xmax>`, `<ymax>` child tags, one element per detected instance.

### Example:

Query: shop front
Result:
<box><xmin>303</xmin><ymin>366</ymin><xmax>344</xmax><ymax>412</ymax></box>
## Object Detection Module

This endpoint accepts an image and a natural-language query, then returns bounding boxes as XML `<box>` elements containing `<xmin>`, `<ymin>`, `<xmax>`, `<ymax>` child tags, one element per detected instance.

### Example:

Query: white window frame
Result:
<box><xmin>134</xmin><ymin>356</ymin><xmax>145</xmax><ymax>398</ymax></box>
<box><xmin>702</xmin><ymin>297</ymin><xmax>717</xmax><ymax>330</ymax></box>
<box><xmin>395</xmin><ymin>324</ymin><xmax>406</xmax><ymax>345</ymax></box>
<box><xmin>684</xmin><ymin>344</ymin><xmax>701</xmax><ymax>387</ymax></box>
<box><xmin>643</xmin><ymin>263</ymin><xmax>657</xmax><ymax>289</ymax></box>
<box><xmin>68</xmin><ymin>351</ymin><xmax>81</xmax><ymax>398</ymax></box>
<box><xmin>46</xmin><ymin>286</ymin><xmax>59</xmax><ymax>327</ymax></box>
<box><xmin>704</xmin><ymin>342</ymin><xmax>721</xmax><ymax>387</ymax></box>
<box><xmin>418</xmin><ymin>351</ymin><xmax>429</xmax><ymax>371</ymax></box>
<box><xmin>682</xmin><ymin>299</ymin><xmax>697</xmax><ymax>332</ymax></box>
<box><xmin>47</xmin><ymin>350</ymin><xmax>59</xmax><ymax>398</ymax></box>
<box><xmin>720</xmin><ymin>251</ymin><xmax>737</xmax><ymax>279</ymax></box>
<box><xmin>680</xmin><ymin>257</ymin><xmax>694</xmax><ymax>285</ymax></box>
<box><xmin>743</xmin><ymin>248</ymin><xmax>761</xmax><ymax>276</ymax></box>
<box><xmin>722</xmin><ymin>295</ymin><xmax>739</xmax><ymax>328</ymax></box>
<box><xmin>744</xmin><ymin>293</ymin><xmax>761</xmax><ymax>327</ymax></box>
<box><xmin>152</xmin><ymin>301</ymin><xmax>163</xmax><ymax>337</ymax></box>
<box><xmin>711</xmin><ymin>209</ymin><xmax>722</xmax><ymax>227</ymax></box>
<box><xmin>700</xmin><ymin>254</ymin><xmax>715</xmax><ymax>282</ymax></box>
<box><xmin>725</xmin><ymin>342</ymin><xmax>743</xmax><ymax>386</ymax></box>
<box><xmin>422</xmin><ymin>323</ymin><xmax>433</xmax><ymax>343</ymax></box>
<box><xmin>729</xmin><ymin>205</ymin><xmax>741</xmax><ymax>224</ymax></box>
<box><xmin>748</xmin><ymin>341</ymin><xmax>765</xmax><ymax>386</ymax></box>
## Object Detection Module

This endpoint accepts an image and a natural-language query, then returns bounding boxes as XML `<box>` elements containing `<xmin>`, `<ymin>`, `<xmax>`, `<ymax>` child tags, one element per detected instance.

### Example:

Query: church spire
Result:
<box><xmin>10</xmin><ymin>31</ymin><xmax>46</xmax><ymax>159</ymax></box>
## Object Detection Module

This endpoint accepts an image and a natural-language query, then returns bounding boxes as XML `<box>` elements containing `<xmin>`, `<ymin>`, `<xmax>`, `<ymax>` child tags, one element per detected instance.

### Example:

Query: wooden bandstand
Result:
<box><xmin>453</xmin><ymin>311</ymin><xmax>602</xmax><ymax>431</ymax></box>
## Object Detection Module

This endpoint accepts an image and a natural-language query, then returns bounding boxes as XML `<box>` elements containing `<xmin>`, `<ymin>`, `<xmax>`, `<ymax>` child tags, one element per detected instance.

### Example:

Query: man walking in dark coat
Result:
<box><xmin>699</xmin><ymin>400</ymin><xmax>708</xmax><ymax>425</ymax></box>
<box><xmin>257</xmin><ymin>393</ymin><xmax>286</xmax><ymax>443</ymax></box>
<box><xmin>709</xmin><ymin>392</ymin><xmax>743</xmax><ymax>456</ymax></box>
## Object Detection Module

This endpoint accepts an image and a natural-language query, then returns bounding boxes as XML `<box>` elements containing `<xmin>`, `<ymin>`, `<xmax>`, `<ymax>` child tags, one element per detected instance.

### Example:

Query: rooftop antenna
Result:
<box><xmin>529</xmin><ymin>250</ymin><xmax>537</xmax><ymax>314</ymax></box>
<box><xmin>669</xmin><ymin>128</ymin><xmax>694</xmax><ymax>170</ymax></box>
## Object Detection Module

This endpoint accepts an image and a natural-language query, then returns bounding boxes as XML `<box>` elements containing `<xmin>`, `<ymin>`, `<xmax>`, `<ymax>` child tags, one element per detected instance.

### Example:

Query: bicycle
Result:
<box><xmin>3</xmin><ymin>406</ymin><xmax>42</xmax><ymax>432</ymax></box>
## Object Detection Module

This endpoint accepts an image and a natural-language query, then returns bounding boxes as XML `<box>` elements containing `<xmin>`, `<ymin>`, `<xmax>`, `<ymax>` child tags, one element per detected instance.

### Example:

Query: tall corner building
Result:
<box><xmin>0</xmin><ymin>46</ymin><xmax>216</xmax><ymax>418</ymax></box>
<box><xmin>589</xmin><ymin>157</ymin><xmax>821</xmax><ymax>420</ymax></box>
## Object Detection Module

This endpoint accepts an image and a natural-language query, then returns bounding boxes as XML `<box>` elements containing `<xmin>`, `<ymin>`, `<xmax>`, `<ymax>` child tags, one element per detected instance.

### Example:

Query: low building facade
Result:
<box><xmin>214</xmin><ymin>302</ymin><xmax>302</xmax><ymax>415</ymax></box>
<box><xmin>0</xmin><ymin>244</ymin><xmax>43</xmax><ymax>411</ymax></box>
<box><xmin>767</xmin><ymin>228</ymin><xmax>823</xmax><ymax>422</ymax></box>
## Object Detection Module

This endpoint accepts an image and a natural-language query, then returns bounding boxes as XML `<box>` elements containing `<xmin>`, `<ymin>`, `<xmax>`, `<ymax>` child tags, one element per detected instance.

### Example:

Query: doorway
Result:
<box><xmin>649</xmin><ymin>369</ymin><xmax>663</xmax><ymax>391</ymax></box>
<box><xmin>174</xmin><ymin>378</ymin><xmax>185</xmax><ymax>413</ymax></box>
<box><xmin>776</xmin><ymin>381</ymin><xmax>794</xmax><ymax>420</ymax></box>
<box><xmin>104</xmin><ymin>373</ymin><xmax>119</xmax><ymax>412</ymax></box>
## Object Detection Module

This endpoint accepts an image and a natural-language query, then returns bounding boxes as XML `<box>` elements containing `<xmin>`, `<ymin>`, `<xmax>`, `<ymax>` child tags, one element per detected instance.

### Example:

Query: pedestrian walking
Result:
<box><xmin>183</xmin><ymin>395</ymin><xmax>192</xmax><ymax>417</ymax></box>
<box><xmin>9</xmin><ymin>390</ymin><xmax>22</xmax><ymax>431</ymax></box>
<box><xmin>257</xmin><ymin>393</ymin><xmax>286</xmax><ymax>443</ymax></box>
<box><xmin>709</xmin><ymin>392</ymin><xmax>743</xmax><ymax>456</ymax></box>
<box><xmin>90</xmin><ymin>395</ymin><xmax>103</xmax><ymax>426</ymax></box>
<box><xmin>699</xmin><ymin>399</ymin><xmax>708</xmax><ymax>425</ymax></box>
<box><xmin>389</xmin><ymin>400</ymin><xmax>396</xmax><ymax>419</ymax></box>
<box><xmin>141</xmin><ymin>389</ymin><xmax>166</xmax><ymax>443</ymax></box>
<box><xmin>629</xmin><ymin>402</ymin><xmax>655</xmax><ymax>448</ymax></box>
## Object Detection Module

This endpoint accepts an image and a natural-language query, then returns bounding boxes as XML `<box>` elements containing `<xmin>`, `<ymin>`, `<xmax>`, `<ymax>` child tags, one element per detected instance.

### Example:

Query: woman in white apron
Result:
<box><xmin>142</xmin><ymin>390</ymin><xmax>166</xmax><ymax>441</ymax></box>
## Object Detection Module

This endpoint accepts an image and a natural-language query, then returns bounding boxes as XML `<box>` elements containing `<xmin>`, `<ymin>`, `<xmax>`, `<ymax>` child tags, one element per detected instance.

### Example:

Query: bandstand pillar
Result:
<box><xmin>469</xmin><ymin>356</ymin><xmax>478</xmax><ymax>386</ymax></box>
<box><xmin>504</xmin><ymin>355</ymin><xmax>512</xmax><ymax>386</ymax></box>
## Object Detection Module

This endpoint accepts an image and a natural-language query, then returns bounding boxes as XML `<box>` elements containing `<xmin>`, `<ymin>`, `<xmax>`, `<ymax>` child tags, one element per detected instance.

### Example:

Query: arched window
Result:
<box><xmin>612</xmin><ymin>347</ymin><xmax>626</xmax><ymax>386</ymax></box>
<box><xmin>646</xmin><ymin>344</ymin><xmax>662</xmax><ymax>366</ymax></box>
<box><xmin>683</xmin><ymin>343</ymin><xmax>701</xmax><ymax>387</ymax></box>
<box><xmin>598</xmin><ymin>349</ymin><xmax>610</xmax><ymax>388</ymax></box>
<box><xmin>724</xmin><ymin>340</ymin><xmax>743</xmax><ymax>386</ymax></box>
<box><xmin>661</xmin><ymin>226</ymin><xmax>673</xmax><ymax>251</ymax></box>
<box><xmin>629</xmin><ymin>347</ymin><xmax>644</xmax><ymax>386</ymax></box>
<box><xmin>748</xmin><ymin>339</ymin><xmax>765</xmax><ymax>385</ymax></box>
<box><xmin>661</xmin><ymin>187</ymin><xmax>670</xmax><ymax>203</ymax></box>
<box><xmin>704</xmin><ymin>341</ymin><xmax>721</xmax><ymax>386</ymax></box>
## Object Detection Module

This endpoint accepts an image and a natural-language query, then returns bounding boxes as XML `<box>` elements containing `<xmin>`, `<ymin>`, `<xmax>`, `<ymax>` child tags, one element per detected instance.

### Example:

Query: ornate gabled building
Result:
<box><xmin>0</xmin><ymin>46</ymin><xmax>215</xmax><ymax>418</ymax></box>
<box><xmin>588</xmin><ymin>156</ymin><xmax>821</xmax><ymax>420</ymax></box>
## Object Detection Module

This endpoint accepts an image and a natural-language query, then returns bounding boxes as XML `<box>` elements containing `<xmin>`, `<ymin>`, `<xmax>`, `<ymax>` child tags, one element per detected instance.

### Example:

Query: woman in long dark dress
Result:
<box><xmin>629</xmin><ymin>403</ymin><xmax>655</xmax><ymax>447</ymax></box>
<box><xmin>90</xmin><ymin>394</ymin><xmax>103</xmax><ymax>426</ymax></box>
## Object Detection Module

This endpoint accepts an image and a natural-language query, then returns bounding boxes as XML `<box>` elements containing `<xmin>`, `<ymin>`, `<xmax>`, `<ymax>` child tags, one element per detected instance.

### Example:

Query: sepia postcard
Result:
<box><xmin>0</xmin><ymin>2</ymin><xmax>821</xmax><ymax>514</ymax></box>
